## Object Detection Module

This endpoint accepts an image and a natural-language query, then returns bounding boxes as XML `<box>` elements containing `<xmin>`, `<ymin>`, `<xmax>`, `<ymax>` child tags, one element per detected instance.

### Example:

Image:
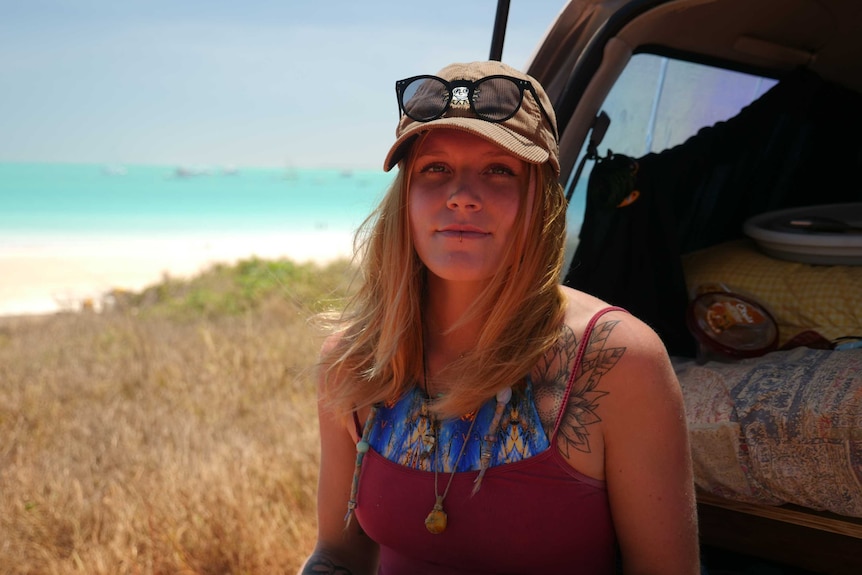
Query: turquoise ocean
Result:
<box><xmin>0</xmin><ymin>163</ymin><xmax>392</xmax><ymax>243</ymax></box>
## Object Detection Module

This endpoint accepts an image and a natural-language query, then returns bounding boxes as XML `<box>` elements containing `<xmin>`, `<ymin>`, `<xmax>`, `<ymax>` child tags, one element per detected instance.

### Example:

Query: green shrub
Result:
<box><xmin>114</xmin><ymin>257</ymin><xmax>356</xmax><ymax>319</ymax></box>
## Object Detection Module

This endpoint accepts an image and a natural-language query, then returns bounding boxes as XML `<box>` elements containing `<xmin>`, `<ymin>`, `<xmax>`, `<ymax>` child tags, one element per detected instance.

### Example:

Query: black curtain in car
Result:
<box><xmin>564</xmin><ymin>68</ymin><xmax>862</xmax><ymax>357</ymax></box>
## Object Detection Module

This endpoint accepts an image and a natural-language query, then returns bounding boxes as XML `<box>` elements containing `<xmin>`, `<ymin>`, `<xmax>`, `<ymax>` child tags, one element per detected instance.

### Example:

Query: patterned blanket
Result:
<box><xmin>675</xmin><ymin>347</ymin><xmax>862</xmax><ymax>517</ymax></box>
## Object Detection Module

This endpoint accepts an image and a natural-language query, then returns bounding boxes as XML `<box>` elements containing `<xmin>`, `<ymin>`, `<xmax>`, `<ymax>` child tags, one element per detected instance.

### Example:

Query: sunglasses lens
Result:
<box><xmin>473</xmin><ymin>77</ymin><xmax>522</xmax><ymax>121</ymax></box>
<box><xmin>402</xmin><ymin>77</ymin><xmax>450</xmax><ymax>121</ymax></box>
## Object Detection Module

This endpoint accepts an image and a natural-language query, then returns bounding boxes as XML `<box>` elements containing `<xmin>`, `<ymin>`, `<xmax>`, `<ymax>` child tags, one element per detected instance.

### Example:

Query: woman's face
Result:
<box><xmin>408</xmin><ymin>129</ymin><xmax>531</xmax><ymax>284</ymax></box>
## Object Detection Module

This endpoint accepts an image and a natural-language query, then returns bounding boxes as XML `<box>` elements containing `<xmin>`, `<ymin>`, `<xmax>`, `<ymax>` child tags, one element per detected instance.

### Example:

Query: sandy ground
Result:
<box><xmin>0</xmin><ymin>231</ymin><xmax>354</xmax><ymax>316</ymax></box>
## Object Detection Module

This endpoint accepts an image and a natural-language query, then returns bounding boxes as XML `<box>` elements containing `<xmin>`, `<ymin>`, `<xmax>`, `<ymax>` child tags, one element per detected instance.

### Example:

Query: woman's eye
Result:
<box><xmin>487</xmin><ymin>165</ymin><xmax>516</xmax><ymax>176</ymax></box>
<box><xmin>419</xmin><ymin>163</ymin><xmax>448</xmax><ymax>174</ymax></box>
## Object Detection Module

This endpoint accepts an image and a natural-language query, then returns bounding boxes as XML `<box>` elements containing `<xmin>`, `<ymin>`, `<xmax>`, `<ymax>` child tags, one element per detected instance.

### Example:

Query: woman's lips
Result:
<box><xmin>437</xmin><ymin>227</ymin><xmax>489</xmax><ymax>240</ymax></box>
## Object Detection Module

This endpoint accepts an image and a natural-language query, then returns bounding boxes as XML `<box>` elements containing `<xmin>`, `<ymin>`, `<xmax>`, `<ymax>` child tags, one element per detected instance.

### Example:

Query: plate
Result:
<box><xmin>686</xmin><ymin>291</ymin><xmax>779</xmax><ymax>359</ymax></box>
<box><xmin>743</xmin><ymin>203</ymin><xmax>862</xmax><ymax>265</ymax></box>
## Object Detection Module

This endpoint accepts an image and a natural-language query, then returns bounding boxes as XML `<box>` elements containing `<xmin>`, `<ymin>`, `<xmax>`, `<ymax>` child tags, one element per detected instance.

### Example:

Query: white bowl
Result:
<box><xmin>743</xmin><ymin>203</ymin><xmax>862</xmax><ymax>265</ymax></box>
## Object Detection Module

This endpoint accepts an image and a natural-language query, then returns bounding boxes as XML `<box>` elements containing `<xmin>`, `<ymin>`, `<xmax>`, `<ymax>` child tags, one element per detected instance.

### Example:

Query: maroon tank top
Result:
<box><xmin>353</xmin><ymin>308</ymin><xmax>620</xmax><ymax>574</ymax></box>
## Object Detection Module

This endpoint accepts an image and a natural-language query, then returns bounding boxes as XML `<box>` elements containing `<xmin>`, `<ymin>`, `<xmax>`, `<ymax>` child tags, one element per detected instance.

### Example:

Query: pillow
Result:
<box><xmin>682</xmin><ymin>239</ymin><xmax>862</xmax><ymax>346</ymax></box>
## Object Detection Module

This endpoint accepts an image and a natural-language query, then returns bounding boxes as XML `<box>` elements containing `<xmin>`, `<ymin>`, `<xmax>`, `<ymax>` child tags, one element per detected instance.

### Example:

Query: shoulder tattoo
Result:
<box><xmin>533</xmin><ymin>324</ymin><xmax>579</xmax><ymax>399</ymax></box>
<box><xmin>557</xmin><ymin>319</ymin><xmax>625</xmax><ymax>457</ymax></box>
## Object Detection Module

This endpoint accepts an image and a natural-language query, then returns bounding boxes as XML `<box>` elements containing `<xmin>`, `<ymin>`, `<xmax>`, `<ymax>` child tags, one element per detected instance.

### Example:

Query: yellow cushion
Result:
<box><xmin>682</xmin><ymin>239</ymin><xmax>862</xmax><ymax>346</ymax></box>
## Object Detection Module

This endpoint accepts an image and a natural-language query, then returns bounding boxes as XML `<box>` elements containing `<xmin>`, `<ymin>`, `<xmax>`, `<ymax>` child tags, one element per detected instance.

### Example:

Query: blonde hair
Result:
<box><xmin>319</xmin><ymin>152</ymin><xmax>567</xmax><ymax>419</ymax></box>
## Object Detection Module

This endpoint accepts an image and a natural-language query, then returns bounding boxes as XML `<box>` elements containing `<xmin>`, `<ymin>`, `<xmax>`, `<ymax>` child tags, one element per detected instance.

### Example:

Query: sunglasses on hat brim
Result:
<box><xmin>395</xmin><ymin>74</ymin><xmax>558</xmax><ymax>142</ymax></box>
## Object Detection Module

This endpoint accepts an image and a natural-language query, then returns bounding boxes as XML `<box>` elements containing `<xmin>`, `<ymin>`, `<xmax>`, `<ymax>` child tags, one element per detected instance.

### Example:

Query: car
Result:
<box><xmin>495</xmin><ymin>0</ymin><xmax>862</xmax><ymax>573</ymax></box>
<box><xmin>523</xmin><ymin>0</ymin><xmax>862</xmax><ymax>353</ymax></box>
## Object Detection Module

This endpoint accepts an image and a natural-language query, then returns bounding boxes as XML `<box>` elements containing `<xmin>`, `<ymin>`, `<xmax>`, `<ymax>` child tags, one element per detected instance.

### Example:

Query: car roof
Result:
<box><xmin>524</xmin><ymin>0</ymin><xmax>862</xmax><ymax>180</ymax></box>
<box><xmin>530</xmin><ymin>0</ymin><xmax>862</xmax><ymax>88</ymax></box>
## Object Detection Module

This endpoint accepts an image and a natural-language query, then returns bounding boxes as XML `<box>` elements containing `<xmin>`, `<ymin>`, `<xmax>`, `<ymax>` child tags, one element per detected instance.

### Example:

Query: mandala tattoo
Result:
<box><xmin>556</xmin><ymin>319</ymin><xmax>625</xmax><ymax>458</ymax></box>
<box><xmin>533</xmin><ymin>324</ymin><xmax>579</xmax><ymax>420</ymax></box>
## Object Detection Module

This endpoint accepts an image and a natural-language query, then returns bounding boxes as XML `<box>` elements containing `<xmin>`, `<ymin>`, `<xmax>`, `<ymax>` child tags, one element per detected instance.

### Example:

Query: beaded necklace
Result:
<box><xmin>344</xmin><ymin>403</ymin><xmax>377</xmax><ymax>527</ymax></box>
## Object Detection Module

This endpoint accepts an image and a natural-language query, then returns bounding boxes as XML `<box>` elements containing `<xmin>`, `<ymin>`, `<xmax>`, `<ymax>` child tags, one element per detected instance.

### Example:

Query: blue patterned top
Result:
<box><xmin>366</xmin><ymin>377</ymin><xmax>550</xmax><ymax>473</ymax></box>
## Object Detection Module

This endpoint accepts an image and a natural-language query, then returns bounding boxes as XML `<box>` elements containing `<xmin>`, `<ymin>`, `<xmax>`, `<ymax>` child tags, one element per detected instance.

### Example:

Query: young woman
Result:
<box><xmin>301</xmin><ymin>60</ymin><xmax>700</xmax><ymax>575</ymax></box>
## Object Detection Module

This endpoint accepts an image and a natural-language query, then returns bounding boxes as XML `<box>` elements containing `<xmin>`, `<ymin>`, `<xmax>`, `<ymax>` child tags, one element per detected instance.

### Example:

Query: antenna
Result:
<box><xmin>489</xmin><ymin>0</ymin><xmax>511</xmax><ymax>61</ymax></box>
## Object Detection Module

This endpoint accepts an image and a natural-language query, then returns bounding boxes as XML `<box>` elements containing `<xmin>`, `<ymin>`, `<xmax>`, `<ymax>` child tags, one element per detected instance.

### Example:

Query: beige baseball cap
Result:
<box><xmin>383</xmin><ymin>61</ymin><xmax>560</xmax><ymax>176</ymax></box>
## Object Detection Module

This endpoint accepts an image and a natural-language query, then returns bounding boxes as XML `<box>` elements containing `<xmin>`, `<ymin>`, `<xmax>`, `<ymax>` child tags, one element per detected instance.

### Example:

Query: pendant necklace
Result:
<box><xmin>422</xmin><ymin>359</ymin><xmax>477</xmax><ymax>535</ymax></box>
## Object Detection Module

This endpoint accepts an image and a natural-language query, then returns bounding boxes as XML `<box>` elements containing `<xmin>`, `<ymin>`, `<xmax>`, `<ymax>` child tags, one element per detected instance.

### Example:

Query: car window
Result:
<box><xmin>564</xmin><ymin>54</ymin><xmax>778</xmax><ymax>241</ymax></box>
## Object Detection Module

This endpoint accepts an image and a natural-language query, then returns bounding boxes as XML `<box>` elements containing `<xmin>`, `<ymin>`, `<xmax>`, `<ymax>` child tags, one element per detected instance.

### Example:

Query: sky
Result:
<box><xmin>0</xmin><ymin>0</ymin><xmax>570</xmax><ymax>170</ymax></box>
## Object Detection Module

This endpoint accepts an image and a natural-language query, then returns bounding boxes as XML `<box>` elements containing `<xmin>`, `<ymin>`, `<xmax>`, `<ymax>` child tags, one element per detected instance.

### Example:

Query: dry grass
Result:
<box><xmin>0</xmin><ymin>258</ymin><xmax>354</xmax><ymax>574</ymax></box>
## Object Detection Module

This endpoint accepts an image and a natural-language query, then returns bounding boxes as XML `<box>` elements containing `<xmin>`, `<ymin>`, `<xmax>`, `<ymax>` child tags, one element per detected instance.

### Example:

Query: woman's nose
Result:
<box><xmin>446</xmin><ymin>177</ymin><xmax>481</xmax><ymax>211</ymax></box>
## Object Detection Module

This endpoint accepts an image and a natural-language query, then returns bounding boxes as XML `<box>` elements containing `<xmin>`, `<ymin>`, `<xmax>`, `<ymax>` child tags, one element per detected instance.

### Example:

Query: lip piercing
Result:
<box><xmin>459</xmin><ymin>231</ymin><xmax>463</xmax><ymax>243</ymax></box>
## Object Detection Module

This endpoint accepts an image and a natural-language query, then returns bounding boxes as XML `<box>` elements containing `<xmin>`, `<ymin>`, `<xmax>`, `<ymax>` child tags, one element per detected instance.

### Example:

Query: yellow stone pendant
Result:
<box><xmin>424</xmin><ymin>498</ymin><xmax>447</xmax><ymax>534</ymax></box>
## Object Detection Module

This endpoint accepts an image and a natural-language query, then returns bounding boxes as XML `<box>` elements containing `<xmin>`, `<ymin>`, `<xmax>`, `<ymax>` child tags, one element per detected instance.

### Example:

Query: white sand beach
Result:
<box><xmin>0</xmin><ymin>231</ymin><xmax>355</xmax><ymax>316</ymax></box>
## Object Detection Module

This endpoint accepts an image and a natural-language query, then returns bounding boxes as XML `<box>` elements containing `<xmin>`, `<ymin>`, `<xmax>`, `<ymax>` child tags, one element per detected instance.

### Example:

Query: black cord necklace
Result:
<box><xmin>422</xmin><ymin>356</ymin><xmax>476</xmax><ymax>534</ymax></box>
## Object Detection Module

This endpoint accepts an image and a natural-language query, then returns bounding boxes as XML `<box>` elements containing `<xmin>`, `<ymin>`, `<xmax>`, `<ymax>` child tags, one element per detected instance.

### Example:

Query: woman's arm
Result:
<box><xmin>601</xmin><ymin>316</ymin><xmax>700</xmax><ymax>574</ymax></box>
<box><xmin>299</xmin><ymin>345</ymin><xmax>379</xmax><ymax>575</ymax></box>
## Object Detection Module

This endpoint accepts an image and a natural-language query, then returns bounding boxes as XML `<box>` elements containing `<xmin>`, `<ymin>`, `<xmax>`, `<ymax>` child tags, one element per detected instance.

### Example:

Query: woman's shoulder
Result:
<box><xmin>552</xmin><ymin>285</ymin><xmax>675</xmax><ymax>404</ymax></box>
<box><xmin>558</xmin><ymin>285</ymin><xmax>665</xmax><ymax>353</ymax></box>
<box><xmin>529</xmin><ymin>288</ymin><xmax>678</xmax><ymax>477</ymax></box>
<box><xmin>557</xmin><ymin>286</ymin><xmax>680</xmax><ymax>403</ymax></box>
<box><xmin>541</xmin><ymin>288</ymin><xmax>681</xmax><ymax>474</ymax></box>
